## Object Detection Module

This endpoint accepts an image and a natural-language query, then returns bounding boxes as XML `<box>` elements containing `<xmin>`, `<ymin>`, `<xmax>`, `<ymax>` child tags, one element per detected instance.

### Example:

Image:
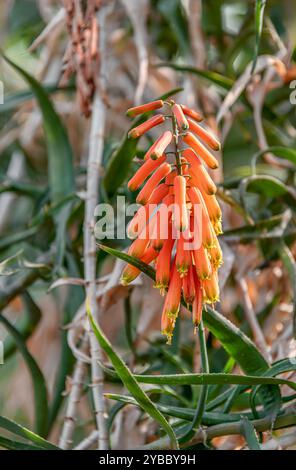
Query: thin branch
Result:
<box><xmin>74</xmin><ymin>430</ymin><xmax>99</xmax><ymax>450</ymax></box>
<box><xmin>28</xmin><ymin>7</ymin><xmax>65</xmax><ymax>52</ymax></box>
<box><xmin>83</xmin><ymin>5</ymin><xmax>109</xmax><ymax>450</ymax></box>
<box><xmin>237</xmin><ymin>277</ymin><xmax>271</xmax><ymax>363</ymax></box>
<box><xmin>58</xmin><ymin>332</ymin><xmax>89</xmax><ymax>449</ymax></box>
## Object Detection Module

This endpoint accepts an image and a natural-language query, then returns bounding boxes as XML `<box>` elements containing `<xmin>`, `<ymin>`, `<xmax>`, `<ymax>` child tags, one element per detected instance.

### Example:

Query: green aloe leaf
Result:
<box><xmin>103</xmin><ymin>87</ymin><xmax>183</xmax><ymax>197</ymax></box>
<box><xmin>86</xmin><ymin>302</ymin><xmax>179</xmax><ymax>449</ymax></box>
<box><xmin>106</xmin><ymin>393</ymin><xmax>260</xmax><ymax>425</ymax></box>
<box><xmin>253</xmin><ymin>146</ymin><xmax>296</xmax><ymax>167</ymax></box>
<box><xmin>2</xmin><ymin>54</ymin><xmax>75</xmax><ymax>265</ymax></box>
<box><xmin>240</xmin><ymin>417</ymin><xmax>261</xmax><ymax>449</ymax></box>
<box><xmin>252</xmin><ymin>0</ymin><xmax>267</xmax><ymax>73</ymax></box>
<box><xmin>0</xmin><ymin>436</ymin><xmax>44</xmax><ymax>451</ymax></box>
<box><xmin>132</xmin><ymin>373</ymin><xmax>296</xmax><ymax>389</ymax></box>
<box><xmin>250</xmin><ymin>357</ymin><xmax>296</xmax><ymax>418</ymax></box>
<box><xmin>0</xmin><ymin>416</ymin><xmax>58</xmax><ymax>450</ymax></box>
<box><xmin>4</xmin><ymin>292</ymin><xmax>41</xmax><ymax>361</ymax></box>
<box><xmin>279</xmin><ymin>243</ymin><xmax>296</xmax><ymax>336</ymax></box>
<box><xmin>0</xmin><ymin>84</ymin><xmax>74</xmax><ymax>115</ymax></box>
<box><xmin>0</xmin><ymin>315</ymin><xmax>49</xmax><ymax>437</ymax></box>
<box><xmin>240</xmin><ymin>175</ymin><xmax>296</xmax><ymax>199</ymax></box>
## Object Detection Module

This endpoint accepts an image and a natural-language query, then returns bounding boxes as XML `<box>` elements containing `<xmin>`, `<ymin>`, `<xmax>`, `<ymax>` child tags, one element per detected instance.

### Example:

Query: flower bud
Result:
<box><xmin>182</xmin><ymin>132</ymin><xmax>219</xmax><ymax>169</ymax></box>
<box><xmin>128</xmin><ymin>114</ymin><xmax>165</xmax><ymax>139</ymax></box>
<box><xmin>126</xmin><ymin>100</ymin><xmax>164</xmax><ymax>117</ymax></box>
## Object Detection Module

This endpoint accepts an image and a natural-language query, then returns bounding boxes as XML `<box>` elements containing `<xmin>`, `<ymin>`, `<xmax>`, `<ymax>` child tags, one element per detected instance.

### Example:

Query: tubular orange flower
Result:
<box><xmin>203</xmin><ymin>270</ymin><xmax>220</xmax><ymax>304</ymax></box>
<box><xmin>145</xmin><ymin>196</ymin><xmax>174</xmax><ymax>254</ymax></box>
<box><xmin>176</xmin><ymin>234</ymin><xmax>191</xmax><ymax>276</ymax></box>
<box><xmin>146</xmin><ymin>131</ymin><xmax>173</xmax><ymax>160</ymax></box>
<box><xmin>173</xmin><ymin>175</ymin><xmax>189</xmax><ymax>232</ymax></box>
<box><xmin>128</xmin><ymin>234</ymin><xmax>150</xmax><ymax>258</ymax></box>
<box><xmin>182</xmin><ymin>132</ymin><xmax>219</xmax><ymax>169</ymax></box>
<box><xmin>202</xmin><ymin>193</ymin><xmax>222</xmax><ymax>224</ymax></box>
<box><xmin>192</xmin><ymin>245</ymin><xmax>212</xmax><ymax>280</ymax></box>
<box><xmin>136</xmin><ymin>162</ymin><xmax>171</xmax><ymax>205</ymax></box>
<box><xmin>150</xmin><ymin>211</ymin><xmax>165</xmax><ymax>251</ymax></box>
<box><xmin>188</xmin><ymin>118</ymin><xmax>220</xmax><ymax>151</ymax></box>
<box><xmin>127</xmin><ymin>183</ymin><xmax>169</xmax><ymax>238</ymax></box>
<box><xmin>181</xmin><ymin>104</ymin><xmax>203</xmax><ymax>122</ymax></box>
<box><xmin>182</xmin><ymin>265</ymin><xmax>195</xmax><ymax>306</ymax></box>
<box><xmin>161</xmin><ymin>310</ymin><xmax>176</xmax><ymax>345</ymax></box>
<box><xmin>172</xmin><ymin>103</ymin><xmax>189</xmax><ymax>131</ymax></box>
<box><xmin>128</xmin><ymin>155</ymin><xmax>166</xmax><ymax>191</ymax></box>
<box><xmin>183</xmin><ymin>148</ymin><xmax>217</xmax><ymax>195</ymax></box>
<box><xmin>155</xmin><ymin>235</ymin><xmax>175</xmax><ymax>294</ymax></box>
<box><xmin>126</xmin><ymin>99</ymin><xmax>164</xmax><ymax>117</ymax></box>
<box><xmin>188</xmin><ymin>186</ymin><xmax>213</xmax><ymax>249</ymax></box>
<box><xmin>192</xmin><ymin>270</ymin><xmax>203</xmax><ymax>327</ymax></box>
<box><xmin>209</xmin><ymin>242</ymin><xmax>223</xmax><ymax>270</ymax></box>
<box><xmin>213</xmin><ymin>219</ymin><xmax>223</xmax><ymax>235</ymax></box>
<box><xmin>161</xmin><ymin>261</ymin><xmax>182</xmax><ymax>319</ymax></box>
<box><xmin>128</xmin><ymin>114</ymin><xmax>165</xmax><ymax>139</ymax></box>
<box><xmin>121</xmin><ymin>246</ymin><xmax>158</xmax><ymax>285</ymax></box>
<box><xmin>127</xmin><ymin>205</ymin><xmax>147</xmax><ymax>239</ymax></box>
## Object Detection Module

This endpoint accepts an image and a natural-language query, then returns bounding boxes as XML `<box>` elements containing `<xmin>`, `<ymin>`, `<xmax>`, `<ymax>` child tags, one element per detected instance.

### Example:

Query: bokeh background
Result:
<box><xmin>0</xmin><ymin>0</ymin><xmax>296</xmax><ymax>450</ymax></box>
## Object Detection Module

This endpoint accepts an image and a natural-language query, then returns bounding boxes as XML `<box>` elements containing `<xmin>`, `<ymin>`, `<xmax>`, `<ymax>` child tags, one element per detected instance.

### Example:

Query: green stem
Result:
<box><xmin>124</xmin><ymin>294</ymin><xmax>137</xmax><ymax>357</ymax></box>
<box><xmin>171</xmin><ymin>108</ymin><xmax>182</xmax><ymax>176</ymax></box>
<box><xmin>179</xmin><ymin>319</ymin><xmax>209</xmax><ymax>444</ymax></box>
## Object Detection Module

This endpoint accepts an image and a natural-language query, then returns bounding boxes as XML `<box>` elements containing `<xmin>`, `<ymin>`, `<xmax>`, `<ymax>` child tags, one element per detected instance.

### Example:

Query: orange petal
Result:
<box><xmin>183</xmin><ymin>148</ymin><xmax>217</xmax><ymax>195</ymax></box>
<box><xmin>213</xmin><ymin>218</ymin><xmax>223</xmax><ymax>235</ymax></box>
<box><xmin>182</xmin><ymin>265</ymin><xmax>195</xmax><ymax>306</ymax></box>
<box><xmin>173</xmin><ymin>175</ymin><xmax>189</xmax><ymax>232</ymax></box>
<box><xmin>136</xmin><ymin>163</ymin><xmax>171</xmax><ymax>205</ymax></box>
<box><xmin>121</xmin><ymin>246</ymin><xmax>158</xmax><ymax>285</ymax></box>
<box><xmin>182</xmin><ymin>132</ymin><xmax>219</xmax><ymax>169</ymax></box>
<box><xmin>155</xmin><ymin>234</ymin><xmax>175</xmax><ymax>294</ymax></box>
<box><xmin>203</xmin><ymin>271</ymin><xmax>220</xmax><ymax>304</ymax></box>
<box><xmin>126</xmin><ymin>100</ymin><xmax>164</xmax><ymax>117</ymax></box>
<box><xmin>192</xmin><ymin>270</ymin><xmax>203</xmax><ymax>327</ymax></box>
<box><xmin>145</xmin><ymin>131</ymin><xmax>173</xmax><ymax>160</ymax></box>
<box><xmin>176</xmin><ymin>234</ymin><xmax>191</xmax><ymax>276</ymax></box>
<box><xmin>150</xmin><ymin>211</ymin><xmax>164</xmax><ymax>251</ymax></box>
<box><xmin>188</xmin><ymin>186</ymin><xmax>215</xmax><ymax>249</ymax></box>
<box><xmin>128</xmin><ymin>114</ymin><xmax>165</xmax><ymax>139</ymax></box>
<box><xmin>128</xmin><ymin>235</ymin><xmax>150</xmax><ymax>258</ymax></box>
<box><xmin>162</xmin><ymin>260</ymin><xmax>182</xmax><ymax>319</ymax></box>
<box><xmin>202</xmin><ymin>193</ymin><xmax>222</xmax><ymax>224</ymax></box>
<box><xmin>180</xmin><ymin>104</ymin><xmax>203</xmax><ymax>122</ymax></box>
<box><xmin>188</xmin><ymin>118</ymin><xmax>220</xmax><ymax>151</ymax></box>
<box><xmin>161</xmin><ymin>310</ymin><xmax>176</xmax><ymax>344</ymax></box>
<box><xmin>128</xmin><ymin>155</ymin><xmax>166</xmax><ymax>191</ymax></box>
<box><xmin>172</xmin><ymin>103</ymin><xmax>189</xmax><ymax>131</ymax></box>
<box><xmin>209</xmin><ymin>241</ymin><xmax>223</xmax><ymax>270</ymax></box>
<box><xmin>127</xmin><ymin>183</ymin><xmax>169</xmax><ymax>238</ymax></box>
<box><xmin>192</xmin><ymin>245</ymin><xmax>212</xmax><ymax>280</ymax></box>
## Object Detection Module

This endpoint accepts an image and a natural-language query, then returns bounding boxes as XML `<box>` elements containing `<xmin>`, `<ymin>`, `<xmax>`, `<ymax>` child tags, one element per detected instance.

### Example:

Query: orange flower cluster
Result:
<box><xmin>121</xmin><ymin>99</ymin><xmax>223</xmax><ymax>343</ymax></box>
